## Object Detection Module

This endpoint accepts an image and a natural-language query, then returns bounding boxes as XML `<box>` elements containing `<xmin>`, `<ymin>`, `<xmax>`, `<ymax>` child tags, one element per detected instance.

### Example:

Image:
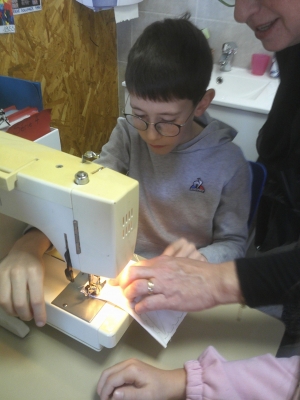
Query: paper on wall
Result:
<box><xmin>0</xmin><ymin>0</ymin><xmax>15</xmax><ymax>34</ymax></box>
<box><xmin>12</xmin><ymin>0</ymin><xmax>42</xmax><ymax>15</ymax></box>
<box><xmin>114</xmin><ymin>4</ymin><xmax>138</xmax><ymax>23</ymax></box>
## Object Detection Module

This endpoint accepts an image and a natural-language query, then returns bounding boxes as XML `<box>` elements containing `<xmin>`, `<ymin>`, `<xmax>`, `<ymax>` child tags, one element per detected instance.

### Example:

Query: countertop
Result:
<box><xmin>0</xmin><ymin>302</ymin><xmax>284</xmax><ymax>399</ymax></box>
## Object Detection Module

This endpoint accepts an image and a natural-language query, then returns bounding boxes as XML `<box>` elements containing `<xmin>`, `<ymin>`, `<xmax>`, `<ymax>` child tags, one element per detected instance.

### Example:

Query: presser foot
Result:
<box><xmin>82</xmin><ymin>274</ymin><xmax>106</xmax><ymax>297</ymax></box>
<box><xmin>51</xmin><ymin>272</ymin><xmax>106</xmax><ymax>323</ymax></box>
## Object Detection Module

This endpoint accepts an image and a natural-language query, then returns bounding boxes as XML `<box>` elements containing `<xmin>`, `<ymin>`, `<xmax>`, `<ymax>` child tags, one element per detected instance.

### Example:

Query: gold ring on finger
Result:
<box><xmin>147</xmin><ymin>280</ymin><xmax>154</xmax><ymax>295</ymax></box>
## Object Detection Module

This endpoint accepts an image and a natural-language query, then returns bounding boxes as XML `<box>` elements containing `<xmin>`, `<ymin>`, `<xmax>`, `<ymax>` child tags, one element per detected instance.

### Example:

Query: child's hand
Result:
<box><xmin>0</xmin><ymin>229</ymin><xmax>50</xmax><ymax>327</ymax></box>
<box><xmin>97</xmin><ymin>358</ymin><xmax>186</xmax><ymax>400</ymax></box>
<box><xmin>162</xmin><ymin>238</ymin><xmax>207</xmax><ymax>261</ymax></box>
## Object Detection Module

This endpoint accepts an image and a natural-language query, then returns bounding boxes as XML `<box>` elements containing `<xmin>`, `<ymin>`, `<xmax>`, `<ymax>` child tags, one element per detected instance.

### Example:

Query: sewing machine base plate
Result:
<box><xmin>52</xmin><ymin>272</ymin><xmax>105</xmax><ymax>323</ymax></box>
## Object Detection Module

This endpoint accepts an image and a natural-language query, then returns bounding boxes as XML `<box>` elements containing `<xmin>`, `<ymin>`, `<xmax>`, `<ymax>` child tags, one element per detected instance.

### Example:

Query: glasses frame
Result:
<box><xmin>218</xmin><ymin>0</ymin><xmax>235</xmax><ymax>7</ymax></box>
<box><xmin>122</xmin><ymin>107</ymin><xmax>196</xmax><ymax>138</ymax></box>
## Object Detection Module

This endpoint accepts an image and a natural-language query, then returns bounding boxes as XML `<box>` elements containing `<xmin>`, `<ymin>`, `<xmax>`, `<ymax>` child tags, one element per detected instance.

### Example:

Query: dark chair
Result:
<box><xmin>248</xmin><ymin>161</ymin><xmax>267</xmax><ymax>228</ymax></box>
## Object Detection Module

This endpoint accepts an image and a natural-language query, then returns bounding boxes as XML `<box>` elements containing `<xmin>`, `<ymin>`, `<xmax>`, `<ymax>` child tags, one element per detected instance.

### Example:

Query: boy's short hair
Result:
<box><xmin>125</xmin><ymin>13</ymin><xmax>213</xmax><ymax>105</ymax></box>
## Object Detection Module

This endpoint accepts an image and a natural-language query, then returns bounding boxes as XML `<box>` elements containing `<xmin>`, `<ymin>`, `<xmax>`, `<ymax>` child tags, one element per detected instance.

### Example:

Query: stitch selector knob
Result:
<box><xmin>74</xmin><ymin>170</ymin><xmax>89</xmax><ymax>185</ymax></box>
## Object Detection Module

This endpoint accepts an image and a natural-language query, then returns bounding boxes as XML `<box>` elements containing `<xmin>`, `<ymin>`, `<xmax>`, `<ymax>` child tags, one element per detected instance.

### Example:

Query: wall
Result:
<box><xmin>117</xmin><ymin>0</ymin><xmax>270</xmax><ymax>113</ymax></box>
<box><xmin>1</xmin><ymin>1</ymin><xmax>118</xmax><ymax>156</ymax></box>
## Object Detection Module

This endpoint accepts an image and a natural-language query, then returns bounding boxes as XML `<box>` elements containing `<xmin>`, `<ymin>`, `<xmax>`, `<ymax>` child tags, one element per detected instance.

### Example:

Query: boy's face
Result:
<box><xmin>129</xmin><ymin>95</ymin><xmax>202</xmax><ymax>155</ymax></box>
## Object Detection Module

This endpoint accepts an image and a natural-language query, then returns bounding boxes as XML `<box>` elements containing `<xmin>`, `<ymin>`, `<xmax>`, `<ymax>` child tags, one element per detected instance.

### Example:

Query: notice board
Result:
<box><xmin>0</xmin><ymin>0</ymin><xmax>118</xmax><ymax>156</ymax></box>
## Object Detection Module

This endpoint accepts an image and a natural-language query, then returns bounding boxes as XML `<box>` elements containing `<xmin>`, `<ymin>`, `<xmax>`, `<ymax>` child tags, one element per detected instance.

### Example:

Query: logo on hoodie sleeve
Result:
<box><xmin>190</xmin><ymin>177</ymin><xmax>205</xmax><ymax>193</ymax></box>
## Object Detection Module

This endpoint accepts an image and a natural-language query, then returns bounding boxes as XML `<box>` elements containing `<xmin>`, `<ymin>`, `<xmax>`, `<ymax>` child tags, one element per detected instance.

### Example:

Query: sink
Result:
<box><xmin>207</xmin><ymin>64</ymin><xmax>280</xmax><ymax>160</ymax></box>
<box><xmin>208</xmin><ymin>64</ymin><xmax>279</xmax><ymax>114</ymax></box>
<box><xmin>210</xmin><ymin>73</ymin><xmax>270</xmax><ymax>100</ymax></box>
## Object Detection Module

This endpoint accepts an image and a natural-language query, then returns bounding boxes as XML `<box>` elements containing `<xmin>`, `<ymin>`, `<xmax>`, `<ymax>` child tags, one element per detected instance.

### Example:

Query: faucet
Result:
<box><xmin>219</xmin><ymin>42</ymin><xmax>238</xmax><ymax>72</ymax></box>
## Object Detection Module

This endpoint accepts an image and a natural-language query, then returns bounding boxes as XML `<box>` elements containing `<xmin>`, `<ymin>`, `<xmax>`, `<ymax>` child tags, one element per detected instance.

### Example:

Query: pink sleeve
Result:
<box><xmin>184</xmin><ymin>346</ymin><xmax>300</xmax><ymax>400</ymax></box>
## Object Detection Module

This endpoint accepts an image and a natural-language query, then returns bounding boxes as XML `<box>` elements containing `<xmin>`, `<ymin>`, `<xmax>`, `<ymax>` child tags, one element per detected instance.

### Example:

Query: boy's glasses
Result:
<box><xmin>218</xmin><ymin>0</ymin><xmax>235</xmax><ymax>7</ymax></box>
<box><xmin>122</xmin><ymin>107</ymin><xmax>195</xmax><ymax>137</ymax></box>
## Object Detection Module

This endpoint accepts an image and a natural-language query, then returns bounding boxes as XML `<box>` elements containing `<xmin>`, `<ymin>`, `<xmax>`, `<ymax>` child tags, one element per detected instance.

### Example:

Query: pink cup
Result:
<box><xmin>251</xmin><ymin>54</ymin><xmax>271</xmax><ymax>76</ymax></box>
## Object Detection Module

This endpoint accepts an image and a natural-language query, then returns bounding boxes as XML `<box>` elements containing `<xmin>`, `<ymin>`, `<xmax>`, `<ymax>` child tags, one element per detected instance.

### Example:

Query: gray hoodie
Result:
<box><xmin>97</xmin><ymin>112</ymin><xmax>251</xmax><ymax>262</ymax></box>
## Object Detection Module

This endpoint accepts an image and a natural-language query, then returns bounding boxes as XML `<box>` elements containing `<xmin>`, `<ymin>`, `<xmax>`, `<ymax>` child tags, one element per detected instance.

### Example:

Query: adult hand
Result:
<box><xmin>0</xmin><ymin>229</ymin><xmax>51</xmax><ymax>327</ymax></box>
<box><xmin>97</xmin><ymin>358</ymin><xmax>186</xmax><ymax>400</ymax></box>
<box><xmin>162</xmin><ymin>238</ymin><xmax>208</xmax><ymax>261</ymax></box>
<box><xmin>116</xmin><ymin>255</ymin><xmax>241</xmax><ymax>314</ymax></box>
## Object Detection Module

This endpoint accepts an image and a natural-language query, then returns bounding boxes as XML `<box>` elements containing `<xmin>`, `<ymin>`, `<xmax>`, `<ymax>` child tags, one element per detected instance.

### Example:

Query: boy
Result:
<box><xmin>0</xmin><ymin>13</ymin><xmax>251</xmax><ymax>327</ymax></box>
<box><xmin>96</xmin><ymin>13</ymin><xmax>251</xmax><ymax>263</ymax></box>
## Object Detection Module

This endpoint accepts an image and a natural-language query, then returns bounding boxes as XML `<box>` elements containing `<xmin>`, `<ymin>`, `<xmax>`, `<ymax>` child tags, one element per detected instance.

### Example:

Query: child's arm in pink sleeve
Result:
<box><xmin>184</xmin><ymin>346</ymin><xmax>300</xmax><ymax>400</ymax></box>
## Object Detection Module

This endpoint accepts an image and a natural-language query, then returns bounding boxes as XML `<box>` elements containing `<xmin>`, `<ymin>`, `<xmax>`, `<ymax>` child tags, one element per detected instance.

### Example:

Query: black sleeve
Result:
<box><xmin>235</xmin><ymin>248</ymin><xmax>300</xmax><ymax>307</ymax></box>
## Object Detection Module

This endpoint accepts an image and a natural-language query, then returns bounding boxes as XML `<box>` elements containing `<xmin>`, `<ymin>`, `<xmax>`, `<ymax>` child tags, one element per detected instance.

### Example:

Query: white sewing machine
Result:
<box><xmin>0</xmin><ymin>130</ymin><xmax>139</xmax><ymax>351</ymax></box>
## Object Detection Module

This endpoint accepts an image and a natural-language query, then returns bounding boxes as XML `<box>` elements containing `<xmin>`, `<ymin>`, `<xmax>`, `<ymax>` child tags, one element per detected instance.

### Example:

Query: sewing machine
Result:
<box><xmin>0</xmin><ymin>130</ymin><xmax>139</xmax><ymax>351</ymax></box>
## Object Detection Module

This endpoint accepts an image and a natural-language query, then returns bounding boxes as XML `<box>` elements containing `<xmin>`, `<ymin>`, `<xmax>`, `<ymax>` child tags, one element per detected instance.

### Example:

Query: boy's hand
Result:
<box><xmin>97</xmin><ymin>358</ymin><xmax>186</xmax><ymax>400</ymax></box>
<box><xmin>0</xmin><ymin>229</ymin><xmax>50</xmax><ymax>327</ymax></box>
<box><xmin>162</xmin><ymin>238</ymin><xmax>207</xmax><ymax>261</ymax></box>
